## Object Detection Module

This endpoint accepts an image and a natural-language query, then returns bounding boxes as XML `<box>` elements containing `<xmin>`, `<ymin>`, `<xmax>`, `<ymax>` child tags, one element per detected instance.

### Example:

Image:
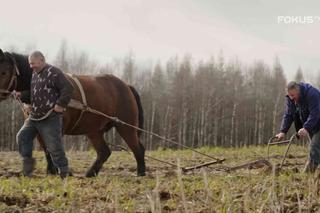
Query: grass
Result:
<box><xmin>0</xmin><ymin>145</ymin><xmax>319</xmax><ymax>212</ymax></box>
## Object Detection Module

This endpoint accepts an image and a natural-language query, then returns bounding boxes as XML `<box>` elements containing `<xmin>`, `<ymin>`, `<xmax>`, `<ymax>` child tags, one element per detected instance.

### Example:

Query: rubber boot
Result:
<box><xmin>22</xmin><ymin>158</ymin><xmax>36</xmax><ymax>177</ymax></box>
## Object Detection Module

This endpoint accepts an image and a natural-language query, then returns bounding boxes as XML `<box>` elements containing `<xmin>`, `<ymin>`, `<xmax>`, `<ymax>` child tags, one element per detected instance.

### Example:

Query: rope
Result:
<box><xmin>107</xmin><ymin>142</ymin><xmax>179</xmax><ymax>168</ymax></box>
<box><xmin>12</xmin><ymin>93</ymin><xmax>29</xmax><ymax>117</ymax></box>
<box><xmin>107</xmin><ymin>142</ymin><xmax>225</xmax><ymax>171</ymax></box>
<box><xmin>68</xmin><ymin>98</ymin><xmax>222</xmax><ymax>161</ymax></box>
<box><xmin>85</xmin><ymin>106</ymin><xmax>222</xmax><ymax>161</ymax></box>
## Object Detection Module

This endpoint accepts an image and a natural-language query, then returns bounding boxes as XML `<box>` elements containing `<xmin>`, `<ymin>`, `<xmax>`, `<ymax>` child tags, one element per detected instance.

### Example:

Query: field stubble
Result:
<box><xmin>0</xmin><ymin>145</ymin><xmax>319</xmax><ymax>212</ymax></box>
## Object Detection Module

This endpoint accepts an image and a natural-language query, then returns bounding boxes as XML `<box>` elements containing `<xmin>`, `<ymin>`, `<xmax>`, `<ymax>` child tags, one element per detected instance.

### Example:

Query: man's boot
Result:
<box><xmin>22</xmin><ymin>158</ymin><xmax>36</xmax><ymax>177</ymax></box>
<box><xmin>59</xmin><ymin>168</ymin><xmax>71</xmax><ymax>179</ymax></box>
<box><xmin>60</xmin><ymin>171</ymin><xmax>68</xmax><ymax>179</ymax></box>
<box><xmin>303</xmin><ymin>160</ymin><xmax>318</xmax><ymax>173</ymax></box>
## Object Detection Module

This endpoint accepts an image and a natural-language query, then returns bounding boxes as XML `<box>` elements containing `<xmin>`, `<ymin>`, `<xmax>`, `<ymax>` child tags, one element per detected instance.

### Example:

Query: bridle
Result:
<box><xmin>0</xmin><ymin>54</ymin><xmax>20</xmax><ymax>99</ymax></box>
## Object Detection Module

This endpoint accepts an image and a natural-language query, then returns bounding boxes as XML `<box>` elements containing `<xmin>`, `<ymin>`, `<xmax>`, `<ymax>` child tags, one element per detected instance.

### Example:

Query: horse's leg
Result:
<box><xmin>85</xmin><ymin>131</ymin><xmax>112</xmax><ymax>177</ymax></box>
<box><xmin>37</xmin><ymin>135</ymin><xmax>59</xmax><ymax>175</ymax></box>
<box><xmin>116</xmin><ymin>126</ymin><xmax>146</xmax><ymax>176</ymax></box>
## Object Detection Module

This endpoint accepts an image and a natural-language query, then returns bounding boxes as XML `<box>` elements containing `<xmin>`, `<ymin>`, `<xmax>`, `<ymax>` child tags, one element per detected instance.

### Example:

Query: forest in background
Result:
<box><xmin>0</xmin><ymin>41</ymin><xmax>319</xmax><ymax>151</ymax></box>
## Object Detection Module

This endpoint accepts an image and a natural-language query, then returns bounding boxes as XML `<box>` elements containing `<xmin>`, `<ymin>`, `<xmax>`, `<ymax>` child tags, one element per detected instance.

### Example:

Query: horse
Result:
<box><xmin>0</xmin><ymin>49</ymin><xmax>146</xmax><ymax>177</ymax></box>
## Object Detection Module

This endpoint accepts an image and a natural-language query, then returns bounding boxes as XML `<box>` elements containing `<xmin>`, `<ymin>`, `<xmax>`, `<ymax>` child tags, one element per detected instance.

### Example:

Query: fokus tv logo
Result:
<box><xmin>277</xmin><ymin>16</ymin><xmax>320</xmax><ymax>24</ymax></box>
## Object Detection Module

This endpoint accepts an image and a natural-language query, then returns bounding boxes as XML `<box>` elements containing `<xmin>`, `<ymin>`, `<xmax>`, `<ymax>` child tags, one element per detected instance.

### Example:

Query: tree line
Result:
<box><xmin>0</xmin><ymin>42</ymin><xmax>318</xmax><ymax>151</ymax></box>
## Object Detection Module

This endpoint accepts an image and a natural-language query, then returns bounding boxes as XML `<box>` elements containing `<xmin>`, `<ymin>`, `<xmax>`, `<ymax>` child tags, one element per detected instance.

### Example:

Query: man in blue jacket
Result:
<box><xmin>276</xmin><ymin>81</ymin><xmax>320</xmax><ymax>173</ymax></box>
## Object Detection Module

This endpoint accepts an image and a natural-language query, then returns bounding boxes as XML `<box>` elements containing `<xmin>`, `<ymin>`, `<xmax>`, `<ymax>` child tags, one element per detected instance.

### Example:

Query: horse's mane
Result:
<box><xmin>9</xmin><ymin>52</ymin><xmax>32</xmax><ymax>91</ymax></box>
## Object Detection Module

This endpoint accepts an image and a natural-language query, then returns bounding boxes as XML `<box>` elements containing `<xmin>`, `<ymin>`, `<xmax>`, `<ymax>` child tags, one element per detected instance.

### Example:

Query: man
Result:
<box><xmin>276</xmin><ymin>81</ymin><xmax>320</xmax><ymax>173</ymax></box>
<box><xmin>15</xmin><ymin>51</ymin><xmax>73</xmax><ymax>178</ymax></box>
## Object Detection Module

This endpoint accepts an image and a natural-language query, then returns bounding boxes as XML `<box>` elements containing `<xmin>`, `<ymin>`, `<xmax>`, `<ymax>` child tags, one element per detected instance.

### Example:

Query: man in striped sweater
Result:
<box><xmin>15</xmin><ymin>51</ymin><xmax>73</xmax><ymax>179</ymax></box>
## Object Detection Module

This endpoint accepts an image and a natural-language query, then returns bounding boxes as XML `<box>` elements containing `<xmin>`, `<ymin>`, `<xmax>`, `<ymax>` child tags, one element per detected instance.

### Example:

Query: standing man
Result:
<box><xmin>276</xmin><ymin>81</ymin><xmax>320</xmax><ymax>173</ymax></box>
<box><xmin>15</xmin><ymin>51</ymin><xmax>73</xmax><ymax>178</ymax></box>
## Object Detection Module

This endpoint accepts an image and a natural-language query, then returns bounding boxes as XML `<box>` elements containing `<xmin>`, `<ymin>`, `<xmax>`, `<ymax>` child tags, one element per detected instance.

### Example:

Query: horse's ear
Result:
<box><xmin>0</xmin><ymin>49</ymin><xmax>4</xmax><ymax>61</ymax></box>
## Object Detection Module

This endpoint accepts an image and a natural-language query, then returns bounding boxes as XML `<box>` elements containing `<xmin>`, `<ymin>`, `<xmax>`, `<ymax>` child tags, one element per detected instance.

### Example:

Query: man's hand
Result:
<box><xmin>298</xmin><ymin>128</ymin><xmax>309</xmax><ymax>138</ymax></box>
<box><xmin>54</xmin><ymin>104</ymin><xmax>65</xmax><ymax>113</ymax></box>
<box><xmin>11</xmin><ymin>90</ymin><xmax>21</xmax><ymax>99</ymax></box>
<box><xmin>275</xmin><ymin>132</ymin><xmax>285</xmax><ymax>140</ymax></box>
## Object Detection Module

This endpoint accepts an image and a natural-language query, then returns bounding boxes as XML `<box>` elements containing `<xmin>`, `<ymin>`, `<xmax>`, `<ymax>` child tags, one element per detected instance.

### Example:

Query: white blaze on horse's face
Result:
<box><xmin>28</xmin><ymin>56</ymin><xmax>45</xmax><ymax>73</ymax></box>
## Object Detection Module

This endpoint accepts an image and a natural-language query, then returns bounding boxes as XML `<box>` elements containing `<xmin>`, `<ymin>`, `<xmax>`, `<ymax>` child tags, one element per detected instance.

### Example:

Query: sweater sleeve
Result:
<box><xmin>53</xmin><ymin>68</ymin><xmax>74</xmax><ymax>108</ymax></box>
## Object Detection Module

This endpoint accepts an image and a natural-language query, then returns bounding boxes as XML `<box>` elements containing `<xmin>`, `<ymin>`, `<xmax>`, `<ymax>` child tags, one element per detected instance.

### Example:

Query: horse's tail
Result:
<box><xmin>129</xmin><ymin>85</ymin><xmax>144</xmax><ymax>137</ymax></box>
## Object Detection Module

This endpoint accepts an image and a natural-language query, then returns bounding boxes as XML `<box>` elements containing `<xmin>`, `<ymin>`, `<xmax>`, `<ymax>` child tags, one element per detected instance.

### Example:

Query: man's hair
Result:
<box><xmin>29</xmin><ymin>51</ymin><xmax>46</xmax><ymax>62</ymax></box>
<box><xmin>287</xmin><ymin>81</ymin><xmax>300</xmax><ymax>91</ymax></box>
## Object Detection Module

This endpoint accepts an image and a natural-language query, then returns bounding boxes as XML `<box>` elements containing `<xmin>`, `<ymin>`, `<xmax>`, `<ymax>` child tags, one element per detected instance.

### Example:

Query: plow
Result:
<box><xmin>267</xmin><ymin>134</ymin><xmax>299</xmax><ymax>169</ymax></box>
<box><xmin>93</xmin><ymin>129</ymin><xmax>309</xmax><ymax>174</ymax></box>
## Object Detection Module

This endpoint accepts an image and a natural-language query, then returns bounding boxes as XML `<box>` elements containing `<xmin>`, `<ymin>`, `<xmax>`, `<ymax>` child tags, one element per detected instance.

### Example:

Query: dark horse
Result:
<box><xmin>0</xmin><ymin>49</ymin><xmax>146</xmax><ymax>177</ymax></box>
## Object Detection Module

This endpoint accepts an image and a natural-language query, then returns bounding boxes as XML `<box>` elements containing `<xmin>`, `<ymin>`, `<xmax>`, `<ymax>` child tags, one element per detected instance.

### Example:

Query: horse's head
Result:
<box><xmin>0</xmin><ymin>49</ymin><xmax>19</xmax><ymax>101</ymax></box>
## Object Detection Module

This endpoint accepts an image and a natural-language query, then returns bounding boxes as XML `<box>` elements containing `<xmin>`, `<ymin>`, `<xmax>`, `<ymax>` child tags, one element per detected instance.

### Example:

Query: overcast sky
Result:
<box><xmin>0</xmin><ymin>0</ymin><xmax>319</xmax><ymax>79</ymax></box>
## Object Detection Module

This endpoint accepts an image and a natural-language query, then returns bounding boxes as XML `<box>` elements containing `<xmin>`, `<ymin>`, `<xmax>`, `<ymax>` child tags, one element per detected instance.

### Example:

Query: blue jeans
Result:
<box><xmin>16</xmin><ymin>111</ymin><xmax>69</xmax><ymax>173</ymax></box>
<box><xmin>309</xmin><ymin>130</ymin><xmax>320</xmax><ymax>166</ymax></box>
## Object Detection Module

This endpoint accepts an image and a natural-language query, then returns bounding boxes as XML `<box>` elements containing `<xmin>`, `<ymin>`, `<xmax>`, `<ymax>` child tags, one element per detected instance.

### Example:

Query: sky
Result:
<box><xmin>0</xmin><ymin>0</ymin><xmax>319</xmax><ymax>79</ymax></box>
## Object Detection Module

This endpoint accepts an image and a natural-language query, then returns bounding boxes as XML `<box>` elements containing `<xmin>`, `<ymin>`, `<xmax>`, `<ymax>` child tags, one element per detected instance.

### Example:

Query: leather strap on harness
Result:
<box><xmin>67</xmin><ymin>74</ymin><xmax>87</xmax><ymax>133</ymax></box>
<box><xmin>0</xmin><ymin>60</ymin><xmax>20</xmax><ymax>98</ymax></box>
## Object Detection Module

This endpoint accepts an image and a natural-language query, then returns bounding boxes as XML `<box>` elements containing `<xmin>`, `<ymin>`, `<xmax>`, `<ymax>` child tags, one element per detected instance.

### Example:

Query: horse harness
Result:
<box><xmin>66</xmin><ymin>74</ymin><xmax>88</xmax><ymax>133</ymax></box>
<box><xmin>0</xmin><ymin>54</ymin><xmax>20</xmax><ymax>99</ymax></box>
<box><xmin>1</xmin><ymin>58</ymin><xmax>88</xmax><ymax>133</ymax></box>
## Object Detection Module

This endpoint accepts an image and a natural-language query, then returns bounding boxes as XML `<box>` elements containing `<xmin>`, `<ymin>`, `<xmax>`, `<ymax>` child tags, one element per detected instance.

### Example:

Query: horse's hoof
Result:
<box><xmin>47</xmin><ymin>168</ymin><xmax>59</xmax><ymax>175</ymax></box>
<box><xmin>137</xmin><ymin>172</ymin><xmax>146</xmax><ymax>176</ymax></box>
<box><xmin>85</xmin><ymin>171</ymin><xmax>98</xmax><ymax>178</ymax></box>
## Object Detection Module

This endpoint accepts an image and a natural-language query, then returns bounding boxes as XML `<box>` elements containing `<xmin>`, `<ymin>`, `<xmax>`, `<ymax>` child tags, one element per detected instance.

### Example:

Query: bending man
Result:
<box><xmin>276</xmin><ymin>81</ymin><xmax>320</xmax><ymax>173</ymax></box>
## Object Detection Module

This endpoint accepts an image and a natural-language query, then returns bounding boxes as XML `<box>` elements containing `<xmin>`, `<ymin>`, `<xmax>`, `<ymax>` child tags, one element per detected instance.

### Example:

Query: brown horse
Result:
<box><xmin>0</xmin><ymin>49</ymin><xmax>146</xmax><ymax>177</ymax></box>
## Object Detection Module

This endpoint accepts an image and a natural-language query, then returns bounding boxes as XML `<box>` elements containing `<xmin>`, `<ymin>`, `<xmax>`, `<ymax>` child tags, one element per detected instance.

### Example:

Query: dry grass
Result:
<box><xmin>0</xmin><ymin>145</ymin><xmax>319</xmax><ymax>212</ymax></box>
